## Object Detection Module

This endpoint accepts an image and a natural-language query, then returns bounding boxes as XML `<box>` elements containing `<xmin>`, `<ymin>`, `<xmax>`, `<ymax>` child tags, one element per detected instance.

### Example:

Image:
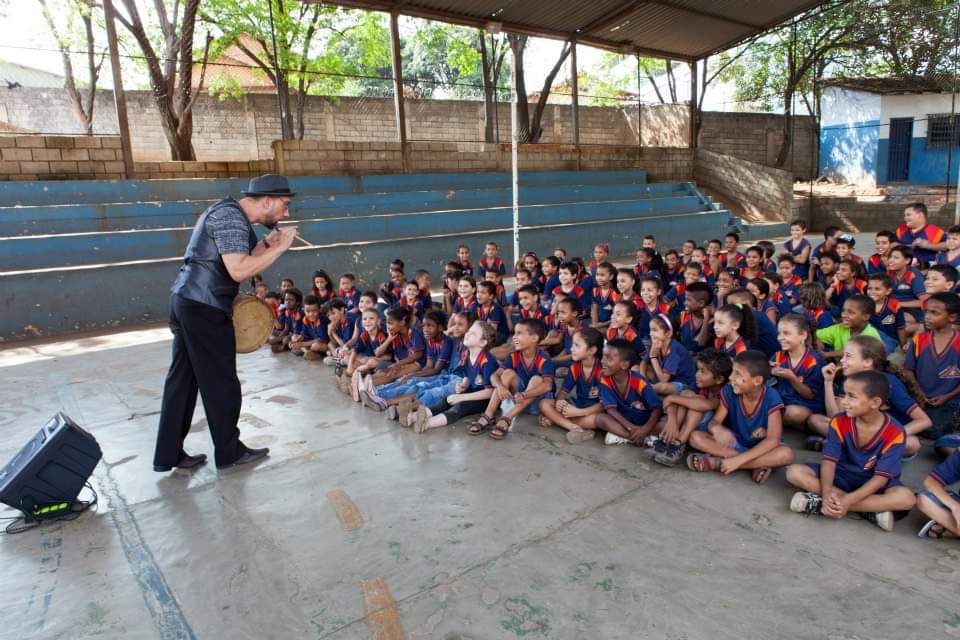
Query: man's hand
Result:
<box><xmin>276</xmin><ymin>226</ymin><xmax>298</xmax><ymax>250</ymax></box>
<box><xmin>264</xmin><ymin>227</ymin><xmax>283</xmax><ymax>247</ymax></box>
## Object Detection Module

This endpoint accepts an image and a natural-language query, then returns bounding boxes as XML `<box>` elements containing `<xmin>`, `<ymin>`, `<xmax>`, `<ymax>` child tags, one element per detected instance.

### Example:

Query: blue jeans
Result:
<box><xmin>376</xmin><ymin>373</ymin><xmax>460</xmax><ymax>403</ymax></box>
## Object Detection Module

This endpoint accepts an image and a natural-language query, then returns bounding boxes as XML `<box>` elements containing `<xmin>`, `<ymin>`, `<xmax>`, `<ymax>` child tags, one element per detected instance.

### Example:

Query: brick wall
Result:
<box><xmin>0</xmin><ymin>135</ymin><xmax>125</xmax><ymax>180</ymax></box>
<box><xmin>133</xmin><ymin>159</ymin><xmax>274</xmax><ymax>180</ymax></box>
<box><xmin>693</xmin><ymin>148</ymin><xmax>794</xmax><ymax>222</ymax></box>
<box><xmin>698</xmin><ymin>112</ymin><xmax>816</xmax><ymax>179</ymax></box>
<box><xmin>0</xmin><ymin>87</ymin><xmax>814</xmax><ymax>171</ymax></box>
<box><xmin>808</xmin><ymin>198</ymin><xmax>950</xmax><ymax>232</ymax></box>
<box><xmin>273</xmin><ymin>140</ymin><xmax>694</xmax><ymax>181</ymax></box>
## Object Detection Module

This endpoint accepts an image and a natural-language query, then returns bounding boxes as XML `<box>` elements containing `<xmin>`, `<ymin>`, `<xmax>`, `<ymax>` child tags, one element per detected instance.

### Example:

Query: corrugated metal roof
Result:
<box><xmin>823</xmin><ymin>77</ymin><xmax>956</xmax><ymax>95</ymax></box>
<box><xmin>310</xmin><ymin>0</ymin><xmax>830</xmax><ymax>60</ymax></box>
<box><xmin>0</xmin><ymin>60</ymin><xmax>65</xmax><ymax>89</ymax></box>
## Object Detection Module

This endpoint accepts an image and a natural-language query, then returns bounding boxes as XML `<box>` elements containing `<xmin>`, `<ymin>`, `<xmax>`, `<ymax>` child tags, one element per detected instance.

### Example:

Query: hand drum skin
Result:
<box><xmin>233</xmin><ymin>296</ymin><xmax>275</xmax><ymax>353</ymax></box>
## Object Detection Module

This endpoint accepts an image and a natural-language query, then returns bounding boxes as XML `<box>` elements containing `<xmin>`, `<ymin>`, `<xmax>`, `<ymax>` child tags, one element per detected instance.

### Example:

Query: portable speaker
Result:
<box><xmin>0</xmin><ymin>413</ymin><xmax>102</xmax><ymax>515</ymax></box>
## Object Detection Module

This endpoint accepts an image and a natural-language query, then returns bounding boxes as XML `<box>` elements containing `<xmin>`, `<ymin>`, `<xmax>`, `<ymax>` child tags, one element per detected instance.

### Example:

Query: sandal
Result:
<box><xmin>686</xmin><ymin>453</ymin><xmax>720</xmax><ymax>473</ymax></box>
<box><xmin>489</xmin><ymin>417</ymin><xmax>512</xmax><ymax>440</ymax></box>
<box><xmin>751</xmin><ymin>467</ymin><xmax>772</xmax><ymax>484</ymax></box>
<box><xmin>918</xmin><ymin>520</ymin><xmax>946</xmax><ymax>539</ymax></box>
<box><xmin>468</xmin><ymin>414</ymin><xmax>495</xmax><ymax>435</ymax></box>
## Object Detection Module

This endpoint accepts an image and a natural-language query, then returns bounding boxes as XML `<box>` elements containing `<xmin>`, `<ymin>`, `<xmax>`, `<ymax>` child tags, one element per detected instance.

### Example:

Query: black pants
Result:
<box><xmin>154</xmin><ymin>294</ymin><xmax>243</xmax><ymax>467</ymax></box>
<box><xmin>429</xmin><ymin>398</ymin><xmax>488</xmax><ymax>424</ymax></box>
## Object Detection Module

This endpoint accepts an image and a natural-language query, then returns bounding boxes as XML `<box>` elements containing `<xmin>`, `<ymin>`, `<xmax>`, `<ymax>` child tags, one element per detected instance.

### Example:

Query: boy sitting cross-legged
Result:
<box><xmin>687</xmin><ymin>350</ymin><xmax>795</xmax><ymax>483</ymax></box>
<box><xmin>653</xmin><ymin>348</ymin><xmax>732</xmax><ymax>467</ymax></box>
<box><xmin>468</xmin><ymin>319</ymin><xmax>555</xmax><ymax>440</ymax></box>
<box><xmin>594</xmin><ymin>339</ymin><xmax>663</xmax><ymax>446</ymax></box>
<box><xmin>786</xmin><ymin>370</ymin><xmax>916</xmax><ymax>532</ymax></box>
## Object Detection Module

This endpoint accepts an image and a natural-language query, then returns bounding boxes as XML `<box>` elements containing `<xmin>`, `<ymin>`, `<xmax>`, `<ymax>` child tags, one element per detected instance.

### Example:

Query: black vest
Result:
<box><xmin>171</xmin><ymin>198</ymin><xmax>257</xmax><ymax>314</ymax></box>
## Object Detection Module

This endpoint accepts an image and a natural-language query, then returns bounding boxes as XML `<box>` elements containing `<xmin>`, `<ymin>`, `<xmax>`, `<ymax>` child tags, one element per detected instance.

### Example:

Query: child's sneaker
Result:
<box><xmin>323</xmin><ymin>355</ymin><xmax>337</xmax><ymax>366</ymax></box>
<box><xmin>359</xmin><ymin>389</ymin><xmax>387</xmax><ymax>412</ymax></box>
<box><xmin>386</xmin><ymin>405</ymin><xmax>399</xmax><ymax>420</ymax></box>
<box><xmin>604</xmin><ymin>433</ymin><xmax>629</xmax><ymax>445</ymax></box>
<box><xmin>804</xmin><ymin>436</ymin><xmax>824</xmax><ymax>452</ymax></box>
<box><xmin>640</xmin><ymin>435</ymin><xmax>667</xmax><ymax>459</ymax></box>
<box><xmin>861</xmin><ymin>511</ymin><xmax>894</xmax><ymax>532</ymax></box>
<box><xmin>654</xmin><ymin>441</ymin><xmax>686</xmax><ymax>466</ymax></box>
<box><xmin>789</xmin><ymin>491</ymin><xmax>823</xmax><ymax>516</ymax></box>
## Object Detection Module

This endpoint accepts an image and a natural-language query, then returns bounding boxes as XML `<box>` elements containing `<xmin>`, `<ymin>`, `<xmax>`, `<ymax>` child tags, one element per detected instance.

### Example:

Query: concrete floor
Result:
<box><xmin>2</xmin><ymin>233</ymin><xmax>959</xmax><ymax>640</ymax></box>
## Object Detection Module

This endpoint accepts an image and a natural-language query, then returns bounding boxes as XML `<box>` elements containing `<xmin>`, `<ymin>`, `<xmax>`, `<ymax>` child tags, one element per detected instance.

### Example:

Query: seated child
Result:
<box><xmin>825</xmin><ymin>258</ymin><xmax>867</xmax><ymax>318</ymax></box>
<box><xmin>413</xmin><ymin>270</ymin><xmax>434</xmax><ymax>309</ymax></box>
<box><xmin>337</xmin><ymin>273</ymin><xmax>361</xmax><ymax>312</ymax></box>
<box><xmin>816</xmin><ymin>295</ymin><xmax>881</xmax><ymax>360</ymax></box>
<box><xmin>783</xmin><ymin>220</ymin><xmax>812</xmax><ymax>279</ymax></box>
<box><xmin>379</xmin><ymin>263</ymin><xmax>406</xmax><ymax>309</ymax></box>
<box><xmin>290</xmin><ymin>294</ymin><xmax>329</xmax><ymax>361</ymax></box>
<box><xmin>361</xmin><ymin>309</ymin><xmax>453</xmax><ymax>412</ymax></box>
<box><xmin>383</xmin><ymin>311</ymin><xmax>469</xmax><ymax>425</ymax></box>
<box><xmin>339</xmin><ymin>308</ymin><xmax>386</xmax><ymax>395</ymax></box>
<box><xmin>269</xmin><ymin>288</ymin><xmax>303</xmax><ymax>353</ymax></box>
<box><xmin>678</xmin><ymin>282</ymin><xmax>713</xmax><ymax>353</ymax></box>
<box><xmin>867</xmin><ymin>230</ymin><xmax>895</xmax><ymax>274</ymax></box>
<box><xmin>813</xmin><ymin>250</ymin><xmax>839</xmax><ymax>289</ymax></box>
<box><xmin>606</xmin><ymin>301</ymin><xmax>645</xmax><ymax>357</ymax></box>
<box><xmin>469</xmin><ymin>319</ymin><xmax>554</xmax><ymax>440</ymax></box>
<box><xmin>595</xmin><ymin>339</ymin><xmax>663</xmax><ymax>446</ymax></box>
<box><xmin>935</xmin><ymin>225</ymin><xmax>960</xmax><ymax>271</ymax></box>
<box><xmin>442</xmin><ymin>265</ymin><xmax>463</xmax><ymax>315</ymax></box>
<box><xmin>785</xmin><ymin>370</ymin><xmax>916</xmax><ymax>532</ymax></box>
<box><xmin>410</xmin><ymin>320</ymin><xmax>498</xmax><ymax>433</ymax></box>
<box><xmin>727</xmin><ymin>288</ymin><xmax>779</xmax><ymax>357</ymax></box>
<box><xmin>643</xmin><ymin>314</ymin><xmax>697</xmax><ymax>396</ymax></box>
<box><xmin>799</xmin><ymin>282</ymin><xmax>833</xmax><ymax>330</ymax></box>
<box><xmin>887</xmin><ymin>245</ymin><xmax>926</xmax><ymax>325</ymax></box>
<box><xmin>771</xmin><ymin>314</ymin><xmax>825</xmax><ymax>429</ymax></box>
<box><xmin>353</xmin><ymin>307</ymin><xmax>425</xmax><ymax>400</ymax></box>
<box><xmin>746</xmin><ymin>277</ymin><xmax>778</xmax><ymax>324</ymax></box>
<box><xmin>553</xmin><ymin>261</ymin><xmax>593</xmax><ymax>311</ymax></box>
<box><xmin>453</xmin><ymin>276</ymin><xmax>479</xmax><ymax>314</ymax></box>
<box><xmin>538</xmin><ymin>327</ymin><xmax>605</xmax><ymax>444</ymax></box>
<box><xmin>637</xmin><ymin>276</ymin><xmax>672</xmax><ymax>344</ymax></box>
<box><xmin>476</xmin><ymin>280</ymin><xmax>509</xmax><ymax>345</ymax></box>
<box><xmin>542</xmin><ymin>297</ymin><xmax>583</xmax><ymax>364</ymax></box>
<box><xmin>507</xmin><ymin>269</ymin><xmax>533</xmax><ymax>319</ymax></box>
<box><xmin>590</xmin><ymin>261</ymin><xmax>618</xmax><ymax>330</ymax></box>
<box><xmin>654</xmin><ymin>348</ymin><xmax>732</xmax><ymax>466</ymax></box>
<box><xmin>866</xmin><ymin>273</ymin><xmax>905</xmax><ymax>354</ymax></box>
<box><xmin>311</xmin><ymin>270</ymin><xmax>335</xmax><ymax>303</ymax></box>
<box><xmin>916</xmin><ymin>450</ymin><xmax>960</xmax><ymax>539</ymax></box>
<box><xmin>807</xmin><ymin>335</ymin><xmax>930</xmax><ymax>457</ymax></box>
<box><xmin>712</xmin><ymin>303</ymin><xmax>755</xmax><ymax>358</ymax></box>
<box><xmin>323</xmin><ymin>299</ymin><xmax>355</xmax><ymax>366</ymax></box>
<box><xmin>615</xmin><ymin>268</ymin><xmax>643</xmax><ymax>308</ymax></box>
<box><xmin>393</xmin><ymin>281</ymin><xmax>425</xmax><ymax>326</ymax></box>
<box><xmin>539</xmin><ymin>256</ymin><xmax>561</xmax><ymax>301</ymax></box>
<box><xmin>903</xmin><ymin>292</ymin><xmax>960</xmax><ymax>444</ymax></box>
<box><xmin>777</xmin><ymin>254</ymin><xmax>804</xmax><ymax>306</ymax></box>
<box><xmin>687</xmin><ymin>350</ymin><xmax>795</xmax><ymax>483</ymax></box>
<box><xmin>455</xmin><ymin>243</ymin><xmax>473</xmax><ymax>276</ymax></box>
<box><xmin>279</xmin><ymin>277</ymin><xmax>294</xmax><ymax>294</ymax></box>
<box><xmin>589</xmin><ymin>243</ymin><xmax>610</xmax><ymax>276</ymax></box>
<box><xmin>478</xmin><ymin>241</ymin><xmax>506</xmax><ymax>277</ymax></box>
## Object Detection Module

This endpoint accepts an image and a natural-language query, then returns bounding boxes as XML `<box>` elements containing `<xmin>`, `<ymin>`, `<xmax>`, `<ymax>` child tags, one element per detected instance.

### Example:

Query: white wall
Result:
<box><xmin>879</xmin><ymin>92</ymin><xmax>955</xmax><ymax>139</ymax></box>
<box><xmin>821</xmin><ymin>87</ymin><xmax>881</xmax><ymax>128</ymax></box>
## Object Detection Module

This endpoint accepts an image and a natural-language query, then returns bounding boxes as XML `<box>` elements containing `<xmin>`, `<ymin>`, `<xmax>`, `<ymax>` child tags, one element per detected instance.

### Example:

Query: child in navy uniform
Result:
<box><xmin>771</xmin><ymin>314</ymin><xmax>825</xmax><ymax>430</ymax></box>
<box><xmin>595</xmin><ymin>339</ymin><xmax>663</xmax><ymax>446</ymax></box>
<box><xmin>470</xmin><ymin>319</ymin><xmax>555</xmax><ymax>440</ymax></box>
<box><xmin>786</xmin><ymin>370</ymin><xmax>916</xmax><ymax>532</ymax></box>
<box><xmin>687</xmin><ymin>350</ymin><xmax>795</xmax><ymax>483</ymax></box>
<box><xmin>916</xmin><ymin>451</ymin><xmax>960</xmax><ymax>539</ymax></box>
<box><xmin>644</xmin><ymin>314</ymin><xmax>697</xmax><ymax>396</ymax></box>
<box><xmin>538</xmin><ymin>328</ymin><xmax>605</xmax><ymax>444</ymax></box>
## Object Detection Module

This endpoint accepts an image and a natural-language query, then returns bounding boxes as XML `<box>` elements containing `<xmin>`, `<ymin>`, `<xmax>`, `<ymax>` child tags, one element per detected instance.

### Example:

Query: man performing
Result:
<box><xmin>153</xmin><ymin>174</ymin><xmax>299</xmax><ymax>472</ymax></box>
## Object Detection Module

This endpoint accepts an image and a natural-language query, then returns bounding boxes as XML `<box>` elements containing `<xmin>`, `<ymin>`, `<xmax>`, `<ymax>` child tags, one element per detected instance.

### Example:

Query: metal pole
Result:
<box><xmin>570</xmin><ymin>39</ymin><xmax>580</xmax><ymax>170</ymax></box>
<box><xmin>491</xmin><ymin>33</ymin><xmax>500</xmax><ymax>143</ymax></box>
<box><xmin>102</xmin><ymin>0</ymin><xmax>134</xmax><ymax>178</ymax></box>
<box><xmin>267</xmin><ymin>0</ymin><xmax>290</xmax><ymax>140</ymax></box>
<box><xmin>389</xmin><ymin>11</ymin><xmax>408</xmax><ymax>173</ymax></box>
<box><xmin>688</xmin><ymin>59</ymin><xmax>697</xmax><ymax>149</ymax></box>
<box><xmin>637</xmin><ymin>54</ymin><xmax>643</xmax><ymax>150</ymax></box>
<box><xmin>950</xmin><ymin>1</ymin><xmax>959</xmax><ymax>222</ymax></box>
<box><xmin>511</xmin><ymin>42</ymin><xmax>520</xmax><ymax>268</ymax></box>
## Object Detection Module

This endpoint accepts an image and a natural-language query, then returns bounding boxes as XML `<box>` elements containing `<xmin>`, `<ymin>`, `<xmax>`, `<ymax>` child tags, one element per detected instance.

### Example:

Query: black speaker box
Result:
<box><xmin>0</xmin><ymin>412</ymin><xmax>102</xmax><ymax>515</ymax></box>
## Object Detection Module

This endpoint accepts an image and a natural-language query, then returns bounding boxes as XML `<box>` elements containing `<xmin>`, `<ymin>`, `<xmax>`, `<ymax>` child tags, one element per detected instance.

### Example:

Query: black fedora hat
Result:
<box><xmin>241</xmin><ymin>174</ymin><xmax>296</xmax><ymax>198</ymax></box>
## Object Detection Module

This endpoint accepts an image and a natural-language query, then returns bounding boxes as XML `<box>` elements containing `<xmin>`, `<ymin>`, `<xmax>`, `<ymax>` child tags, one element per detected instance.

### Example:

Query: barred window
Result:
<box><xmin>927</xmin><ymin>114</ymin><xmax>960</xmax><ymax>149</ymax></box>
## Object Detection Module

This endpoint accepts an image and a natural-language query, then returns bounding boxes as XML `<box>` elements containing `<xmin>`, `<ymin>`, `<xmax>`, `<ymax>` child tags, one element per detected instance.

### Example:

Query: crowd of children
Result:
<box><xmin>253</xmin><ymin>202</ymin><xmax>960</xmax><ymax>538</ymax></box>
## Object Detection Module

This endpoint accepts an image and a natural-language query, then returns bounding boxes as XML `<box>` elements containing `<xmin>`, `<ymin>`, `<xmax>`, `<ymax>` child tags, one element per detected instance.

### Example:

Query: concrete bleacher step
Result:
<box><xmin>0</xmin><ymin>181</ymin><xmax>685</xmax><ymax>237</ymax></box>
<box><xmin>0</xmin><ymin>170</ymin><xmax>647</xmax><ymax>207</ymax></box>
<box><xmin>1</xmin><ymin>194</ymin><xmax>711</xmax><ymax>271</ymax></box>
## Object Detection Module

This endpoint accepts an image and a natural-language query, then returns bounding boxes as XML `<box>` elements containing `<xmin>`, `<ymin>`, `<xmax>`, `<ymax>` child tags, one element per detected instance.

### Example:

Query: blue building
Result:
<box><xmin>819</xmin><ymin>77</ymin><xmax>958</xmax><ymax>186</ymax></box>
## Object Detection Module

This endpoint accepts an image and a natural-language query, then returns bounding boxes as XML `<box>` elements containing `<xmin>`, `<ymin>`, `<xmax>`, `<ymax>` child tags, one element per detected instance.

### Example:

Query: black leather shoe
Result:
<box><xmin>217</xmin><ymin>447</ymin><xmax>269</xmax><ymax>469</ymax></box>
<box><xmin>154</xmin><ymin>452</ymin><xmax>208</xmax><ymax>472</ymax></box>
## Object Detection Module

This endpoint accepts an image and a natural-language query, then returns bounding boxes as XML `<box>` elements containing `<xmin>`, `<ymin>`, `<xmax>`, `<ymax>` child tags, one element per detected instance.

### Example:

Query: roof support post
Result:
<box><xmin>569</xmin><ymin>39</ymin><xmax>581</xmax><ymax>170</ymax></box>
<box><xmin>389</xmin><ymin>10</ymin><xmax>408</xmax><ymax>173</ymax></box>
<box><xmin>688</xmin><ymin>59</ymin><xmax>698</xmax><ymax>150</ymax></box>
<box><xmin>102</xmin><ymin>0</ymin><xmax>135</xmax><ymax>178</ymax></box>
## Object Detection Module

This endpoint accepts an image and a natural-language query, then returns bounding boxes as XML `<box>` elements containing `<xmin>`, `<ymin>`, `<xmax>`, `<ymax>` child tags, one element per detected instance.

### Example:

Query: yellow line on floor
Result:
<box><xmin>327</xmin><ymin>489</ymin><xmax>364</xmax><ymax>530</ymax></box>
<box><xmin>360</xmin><ymin>577</ymin><xmax>406</xmax><ymax>640</ymax></box>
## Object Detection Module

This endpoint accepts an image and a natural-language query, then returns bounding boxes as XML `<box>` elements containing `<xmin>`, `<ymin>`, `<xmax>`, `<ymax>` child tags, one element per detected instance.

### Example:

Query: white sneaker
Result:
<box><xmin>605</xmin><ymin>433</ymin><xmax>629</xmax><ymax>445</ymax></box>
<box><xmin>323</xmin><ymin>356</ymin><xmax>336</xmax><ymax>366</ymax></box>
<box><xmin>501</xmin><ymin>398</ymin><xmax>516</xmax><ymax>415</ymax></box>
<box><xmin>863</xmin><ymin>511</ymin><xmax>894</xmax><ymax>532</ymax></box>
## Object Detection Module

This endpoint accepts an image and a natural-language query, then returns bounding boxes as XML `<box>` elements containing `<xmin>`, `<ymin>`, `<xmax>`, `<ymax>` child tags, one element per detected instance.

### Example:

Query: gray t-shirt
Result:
<box><xmin>205</xmin><ymin>204</ymin><xmax>253</xmax><ymax>256</ymax></box>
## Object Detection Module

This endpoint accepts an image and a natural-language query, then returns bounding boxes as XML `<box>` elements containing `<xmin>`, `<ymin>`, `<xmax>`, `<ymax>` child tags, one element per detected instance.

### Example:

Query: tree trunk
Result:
<box><xmin>665</xmin><ymin>60</ymin><xmax>677</xmax><ymax>103</ymax></box>
<box><xmin>775</xmin><ymin>85</ymin><xmax>793</xmax><ymax>169</ymax></box>
<box><xmin>480</xmin><ymin>32</ymin><xmax>495</xmax><ymax>143</ymax></box>
<box><xmin>508</xmin><ymin>34</ymin><xmax>531</xmax><ymax>143</ymax></box>
<box><xmin>527</xmin><ymin>42</ymin><xmax>571</xmax><ymax>143</ymax></box>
